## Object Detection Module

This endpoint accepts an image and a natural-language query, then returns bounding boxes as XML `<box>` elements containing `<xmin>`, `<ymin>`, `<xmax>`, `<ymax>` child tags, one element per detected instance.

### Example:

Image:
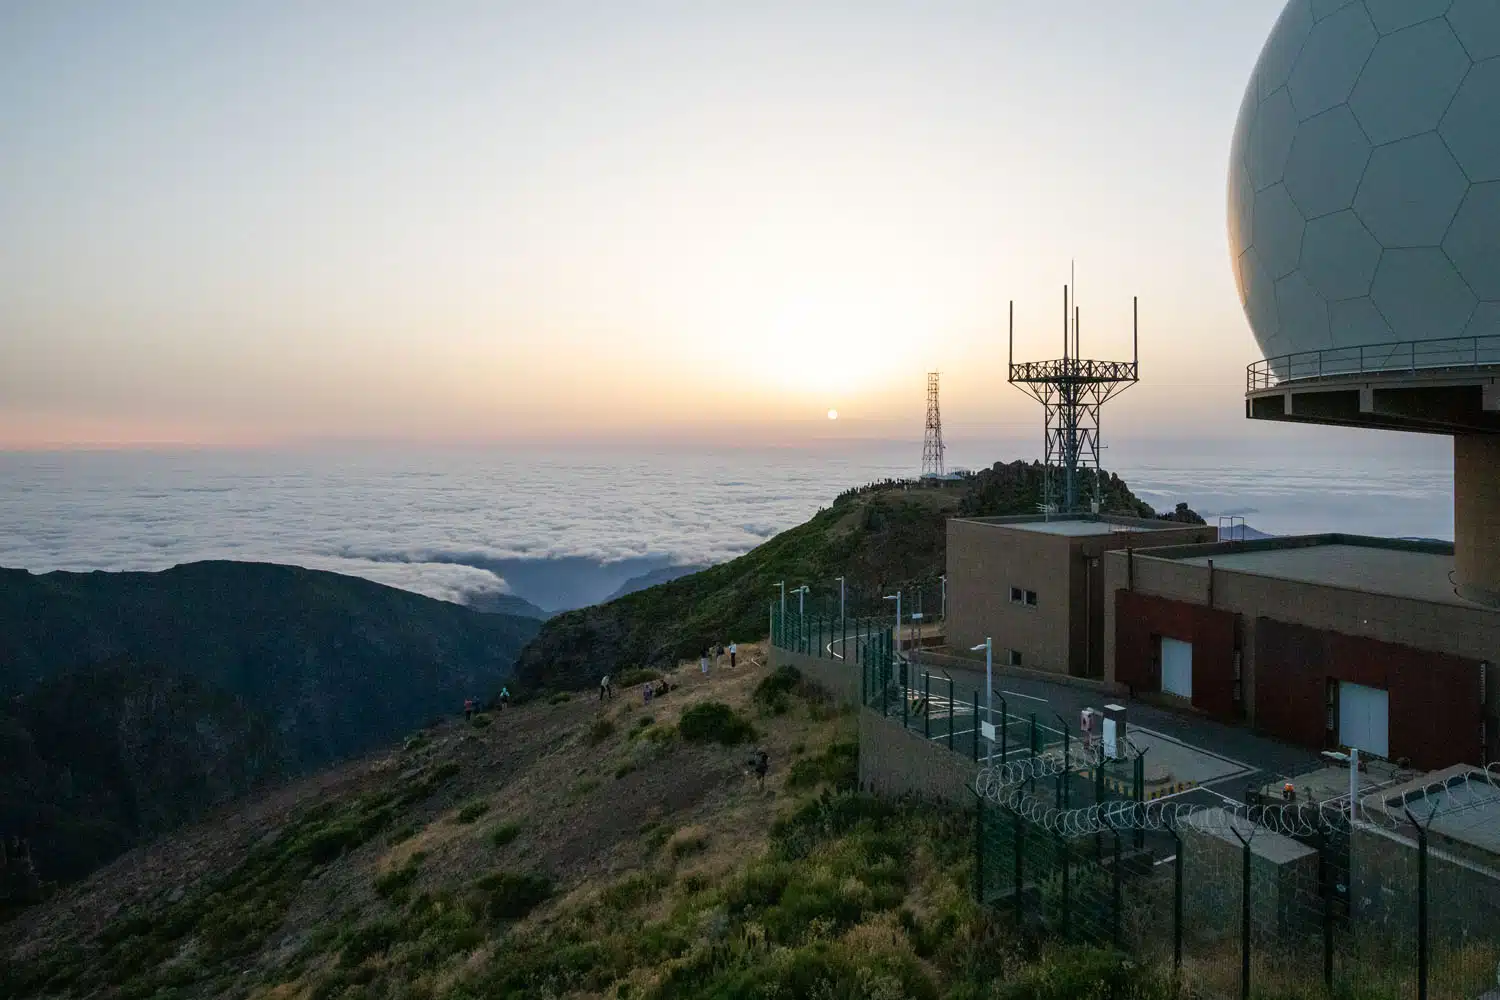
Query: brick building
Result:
<box><xmin>1102</xmin><ymin>534</ymin><xmax>1500</xmax><ymax>769</ymax></box>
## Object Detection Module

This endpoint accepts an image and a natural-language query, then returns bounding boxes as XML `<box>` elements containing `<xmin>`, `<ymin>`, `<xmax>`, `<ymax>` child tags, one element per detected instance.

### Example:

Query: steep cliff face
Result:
<box><xmin>0</xmin><ymin>662</ymin><xmax>283</xmax><ymax>884</ymax></box>
<box><xmin>0</xmin><ymin>561</ymin><xmax>541</xmax><ymax>884</ymax></box>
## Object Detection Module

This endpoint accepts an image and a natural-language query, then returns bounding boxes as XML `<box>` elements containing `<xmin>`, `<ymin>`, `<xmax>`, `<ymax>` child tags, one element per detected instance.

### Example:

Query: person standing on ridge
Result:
<box><xmin>498</xmin><ymin>687</ymin><xmax>511</xmax><ymax>710</ymax></box>
<box><xmin>729</xmin><ymin>641</ymin><xmax>737</xmax><ymax>669</ymax></box>
<box><xmin>599</xmin><ymin>674</ymin><xmax>612</xmax><ymax>701</ymax></box>
<box><xmin>750</xmin><ymin>748</ymin><xmax>770</xmax><ymax>790</ymax></box>
<box><xmin>464</xmin><ymin>698</ymin><xmax>474</xmax><ymax>722</ymax></box>
<box><xmin>700</xmin><ymin>649</ymin><xmax>710</xmax><ymax>675</ymax></box>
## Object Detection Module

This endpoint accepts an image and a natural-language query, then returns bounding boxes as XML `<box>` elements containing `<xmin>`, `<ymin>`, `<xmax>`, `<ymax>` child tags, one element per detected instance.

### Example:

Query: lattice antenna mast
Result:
<box><xmin>1007</xmin><ymin>279</ymin><xmax>1139</xmax><ymax>514</ymax></box>
<box><xmin>921</xmin><ymin>372</ymin><xmax>945</xmax><ymax>477</ymax></box>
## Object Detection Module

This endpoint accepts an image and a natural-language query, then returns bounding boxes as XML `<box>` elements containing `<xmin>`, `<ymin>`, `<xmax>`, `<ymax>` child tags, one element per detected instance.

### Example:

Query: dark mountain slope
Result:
<box><xmin>514</xmin><ymin>460</ymin><xmax>1162</xmax><ymax>692</ymax></box>
<box><xmin>0</xmin><ymin>561</ymin><xmax>540</xmax><ymax>885</ymax></box>
<box><xmin>0</xmin><ymin>561</ymin><xmax>540</xmax><ymax>769</ymax></box>
<box><xmin>0</xmin><ymin>661</ymin><xmax>283</xmax><ymax>885</ymax></box>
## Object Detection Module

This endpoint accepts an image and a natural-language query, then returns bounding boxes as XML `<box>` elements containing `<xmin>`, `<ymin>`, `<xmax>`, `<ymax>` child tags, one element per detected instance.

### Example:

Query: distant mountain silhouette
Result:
<box><xmin>0</xmin><ymin>561</ymin><xmax>540</xmax><ymax>883</ymax></box>
<box><xmin>604</xmin><ymin>564</ymin><xmax>710</xmax><ymax>602</ymax></box>
<box><xmin>462</xmin><ymin>590</ymin><xmax>550</xmax><ymax>619</ymax></box>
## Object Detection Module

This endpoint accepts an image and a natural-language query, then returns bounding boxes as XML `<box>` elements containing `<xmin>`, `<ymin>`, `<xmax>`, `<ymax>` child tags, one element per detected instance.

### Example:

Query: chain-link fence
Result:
<box><xmin>976</xmin><ymin>752</ymin><xmax>1500</xmax><ymax>1000</ymax></box>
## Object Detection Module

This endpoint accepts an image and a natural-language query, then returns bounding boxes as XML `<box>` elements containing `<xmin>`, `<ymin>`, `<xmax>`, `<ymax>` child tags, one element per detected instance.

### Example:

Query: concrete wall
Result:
<box><xmin>1104</xmin><ymin>547</ymin><xmax>1500</xmax><ymax>763</ymax></box>
<box><xmin>947</xmin><ymin>519</ymin><xmax>1074</xmax><ymax>676</ymax></box>
<box><xmin>948</xmin><ymin>517</ymin><xmax>1214</xmax><ymax>680</ymax></box>
<box><xmin>1179</xmin><ymin>809</ymin><xmax>1321</xmax><ymax>943</ymax></box>
<box><xmin>1351</xmin><ymin>824</ymin><xmax>1500</xmax><ymax>945</ymax></box>
<box><xmin>858</xmin><ymin>707</ymin><xmax>977</xmax><ymax>806</ymax></box>
<box><xmin>768</xmin><ymin>645</ymin><xmax>861</xmax><ymax>706</ymax></box>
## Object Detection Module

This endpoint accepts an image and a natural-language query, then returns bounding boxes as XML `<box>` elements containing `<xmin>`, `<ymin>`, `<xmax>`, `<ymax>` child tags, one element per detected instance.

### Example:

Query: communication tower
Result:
<box><xmin>921</xmin><ymin>372</ymin><xmax>945</xmax><ymax>478</ymax></box>
<box><xmin>1008</xmin><ymin>281</ymin><xmax>1139</xmax><ymax>513</ymax></box>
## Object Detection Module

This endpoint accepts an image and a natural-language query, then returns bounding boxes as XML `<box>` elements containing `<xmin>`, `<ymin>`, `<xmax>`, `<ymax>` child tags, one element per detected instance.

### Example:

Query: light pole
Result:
<box><xmin>883</xmin><ymin>590</ymin><xmax>901</xmax><ymax>687</ymax></box>
<box><xmin>835</xmin><ymin>576</ymin><xmax>846</xmax><ymax>621</ymax></box>
<box><xmin>971</xmin><ymin>638</ymin><xmax>993</xmax><ymax>763</ymax></box>
<box><xmin>776</xmin><ymin>581</ymin><xmax>786</xmax><ymax>618</ymax></box>
<box><xmin>792</xmin><ymin>585</ymin><xmax>809</xmax><ymax>615</ymax></box>
<box><xmin>940</xmin><ymin>575</ymin><xmax>946</xmax><ymax>620</ymax></box>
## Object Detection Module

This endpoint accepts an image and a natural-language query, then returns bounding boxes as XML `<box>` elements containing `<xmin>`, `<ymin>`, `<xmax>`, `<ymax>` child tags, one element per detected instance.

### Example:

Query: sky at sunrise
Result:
<box><xmin>1</xmin><ymin>1</ymin><xmax>1293</xmax><ymax>448</ymax></box>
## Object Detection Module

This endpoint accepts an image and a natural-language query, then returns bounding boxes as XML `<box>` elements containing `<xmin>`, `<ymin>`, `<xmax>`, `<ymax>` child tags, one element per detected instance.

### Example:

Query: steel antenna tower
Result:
<box><xmin>1007</xmin><ymin>281</ymin><xmax>1139</xmax><ymax>514</ymax></box>
<box><xmin>921</xmin><ymin>372</ymin><xmax>945</xmax><ymax>477</ymax></box>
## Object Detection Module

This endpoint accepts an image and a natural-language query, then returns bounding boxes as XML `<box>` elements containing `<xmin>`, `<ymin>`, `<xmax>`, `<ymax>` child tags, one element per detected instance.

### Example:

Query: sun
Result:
<box><xmin>827</xmin><ymin>409</ymin><xmax>839</xmax><ymax>421</ymax></box>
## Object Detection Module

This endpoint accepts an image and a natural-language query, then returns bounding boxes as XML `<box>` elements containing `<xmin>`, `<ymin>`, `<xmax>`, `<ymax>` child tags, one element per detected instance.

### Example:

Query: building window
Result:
<box><xmin>1025</xmin><ymin>590</ymin><xmax>1038</xmax><ymax>607</ymax></box>
<box><xmin>1005</xmin><ymin>649</ymin><xmax>1023</xmax><ymax>667</ymax></box>
<box><xmin>1010</xmin><ymin>587</ymin><xmax>1038</xmax><ymax>608</ymax></box>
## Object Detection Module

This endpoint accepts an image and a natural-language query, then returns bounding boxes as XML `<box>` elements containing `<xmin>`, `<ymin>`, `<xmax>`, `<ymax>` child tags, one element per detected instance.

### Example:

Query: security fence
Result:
<box><xmin>976</xmin><ymin>752</ymin><xmax>1500</xmax><ymax>1000</ymax></box>
<box><xmin>769</xmin><ymin>608</ymin><xmax>1500</xmax><ymax>998</ymax></box>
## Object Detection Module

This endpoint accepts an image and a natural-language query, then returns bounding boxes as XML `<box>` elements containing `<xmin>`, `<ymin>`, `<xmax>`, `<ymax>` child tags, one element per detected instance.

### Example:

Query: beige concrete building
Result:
<box><xmin>1102</xmin><ymin>534</ymin><xmax>1500</xmax><ymax>769</ymax></box>
<box><xmin>946</xmin><ymin>514</ymin><xmax>1215</xmax><ymax>678</ymax></box>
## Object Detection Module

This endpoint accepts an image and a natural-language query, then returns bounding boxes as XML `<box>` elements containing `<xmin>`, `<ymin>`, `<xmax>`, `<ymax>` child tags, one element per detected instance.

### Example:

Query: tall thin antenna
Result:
<box><xmin>1009</xmin><ymin>271</ymin><xmax>1141</xmax><ymax>514</ymax></box>
<box><xmin>921</xmin><ymin>372</ymin><xmax>946</xmax><ymax>478</ymax></box>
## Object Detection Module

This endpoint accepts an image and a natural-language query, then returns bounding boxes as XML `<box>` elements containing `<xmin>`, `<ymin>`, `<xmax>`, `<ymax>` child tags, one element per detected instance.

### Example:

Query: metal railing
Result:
<box><xmin>1247</xmin><ymin>334</ymin><xmax>1500</xmax><ymax>392</ymax></box>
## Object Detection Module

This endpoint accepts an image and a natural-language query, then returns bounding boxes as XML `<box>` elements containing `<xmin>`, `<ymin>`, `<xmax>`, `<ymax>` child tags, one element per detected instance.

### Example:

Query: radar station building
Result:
<box><xmin>1103</xmin><ymin>535</ymin><xmax>1500</xmax><ymax>771</ymax></box>
<box><xmin>945</xmin><ymin>514</ymin><xmax>1215</xmax><ymax>679</ymax></box>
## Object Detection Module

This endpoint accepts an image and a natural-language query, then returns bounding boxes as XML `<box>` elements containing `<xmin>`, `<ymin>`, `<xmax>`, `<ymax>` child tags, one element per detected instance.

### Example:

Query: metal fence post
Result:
<box><xmin>947</xmin><ymin>677</ymin><xmax>955</xmax><ymax>751</ymax></box>
<box><xmin>882</xmin><ymin>656</ymin><xmax>889</xmax><ymax>717</ymax></box>
<box><xmin>1319</xmin><ymin>823</ymin><xmax>1333</xmax><ymax>991</ymax></box>
<box><xmin>1112</xmin><ymin>823</ymin><xmax>1123</xmax><ymax>950</ymax></box>
<box><xmin>1232</xmin><ymin>827</ymin><xmax>1251</xmax><ymax>1000</ymax></box>
<box><xmin>902</xmin><ymin>663</ymin><xmax>909</xmax><ymax>729</ymax></box>
<box><xmin>1000</xmin><ymin>696</ymin><xmax>1008</xmax><ymax>763</ymax></box>
<box><xmin>1013</xmin><ymin>809</ymin><xmax>1024</xmax><ymax>922</ymax></box>
<box><xmin>972</xmin><ymin>690</ymin><xmax>980</xmax><ymax>762</ymax></box>
<box><xmin>817</xmin><ymin>615</ymin><xmax>823</xmax><ymax>658</ymax></box>
<box><xmin>1133</xmin><ymin>752</ymin><xmax>1146</xmax><ymax>850</ymax></box>
<box><xmin>1170</xmin><ymin>819</ymin><xmax>1183</xmax><ymax>972</ymax></box>
<box><xmin>974</xmin><ymin>795</ymin><xmax>985</xmax><ymax>903</ymax></box>
<box><xmin>1406</xmin><ymin>809</ymin><xmax>1429</xmax><ymax>1000</ymax></box>
<box><xmin>924</xmin><ymin>672</ymin><xmax>931</xmax><ymax>739</ymax></box>
<box><xmin>1058</xmin><ymin>832</ymin><xmax>1070</xmax><ymax>941</ymax></box>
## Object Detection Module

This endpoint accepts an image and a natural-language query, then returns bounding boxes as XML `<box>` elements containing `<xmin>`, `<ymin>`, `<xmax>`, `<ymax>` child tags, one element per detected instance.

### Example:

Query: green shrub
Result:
<box><xmin>677</xmin><ymin>701</ymin><xmax>756</xmax><ymax>745</ymax></box>
<box><xmin>599</xmin><ymin>872</ymin><xmax>666</xmax><ymax>911</ymax></box>
<box><xmin>614</xmin><ymin>761</ymin><xmax>637</xmax><ymax>780</ymax></box>
<box><xmin>753</xmin><ymin>665</ymin><xmax>803</xmax><ymax>715</ymax></box>
<box><xmin>586</xmin><ymin>717</ymin><xmax>617</xmax><ymax>746</ymax></box>
<box><xmin>489</xmin><ymin>822</ymin><xmax>521</xmax><ymax>847</ymax></box>
<box><xmin>453</xmin><ymin>800</ymin><xmax>490</xmax><ymax>825</ymax></box>
<box><xmin>667</xmin><ymin>825</ymin><xmax>709</xmax><ymax>858</ymax></box>
<box><xmin>548</xmin><ymin>691</ymin><xmax>572</xmax><ymax>705</ymax></box>
<box><xmin>388</xmin><ymin>822</ymin><xmax>422</xmax><ymax>845</ymax></box>
<box><xmin>470</xmin><ymin>713</ymin><xmax>492</xmax><ymax>729</ymax></box>
<box><xmin>474</xmin><ymin>871</ymin><xmax>554</xmax><ymax>921</ymax></box>
<box><xmin>617</xmin><ymin>668</ymin><xmax>663</xmax><ymax>688</ymax></box>
<box><xmin>338</xmin><ymin>918</ymin><xmax>402</xmax><ymax>967</ymax></box>
<box><xmin>995</xmin><ymin>947</ymin><xmax>1181</xmax><ymax>1000</ymax></box>
<box><xmin>373</xmin><ymin>853</ymin><xmax>425</xmax><ymax>901</ymax></box>
<box><xmin>786</xmin><ymin>740</ymin><xmax>858</xmax><ymax>791</ymax></box>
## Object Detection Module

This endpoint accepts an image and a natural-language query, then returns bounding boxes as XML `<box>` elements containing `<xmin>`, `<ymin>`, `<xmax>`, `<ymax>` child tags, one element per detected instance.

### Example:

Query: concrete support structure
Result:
<box><xmin>1455</xmin><ymin>434</ymin><xmax>1500</xmax><ymax>607</ymax></box>
<box><xmin>1245</xmin><ymin>363</ymin><xmax>1500</xmax><ymax>607</ymax></box>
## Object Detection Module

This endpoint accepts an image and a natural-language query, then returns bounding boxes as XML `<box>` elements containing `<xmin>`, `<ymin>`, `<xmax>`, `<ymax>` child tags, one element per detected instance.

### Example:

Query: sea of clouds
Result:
<box><xmin>0</xmin><ymin>441</ymin><xmax>1454</xmax><ymax>611</ymax></box>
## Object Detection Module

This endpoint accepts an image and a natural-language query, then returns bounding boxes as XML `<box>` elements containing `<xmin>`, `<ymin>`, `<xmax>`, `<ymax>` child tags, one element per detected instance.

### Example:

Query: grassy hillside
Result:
<box><xmin>513</xmin><ymin>461</ymin><xmax>1161</xmax><ymax>693</ymax></box>
<box><xmin>0</xmin><ymin>649</ymin><xmax>1181</xmax><ymax>1000</ymax></box>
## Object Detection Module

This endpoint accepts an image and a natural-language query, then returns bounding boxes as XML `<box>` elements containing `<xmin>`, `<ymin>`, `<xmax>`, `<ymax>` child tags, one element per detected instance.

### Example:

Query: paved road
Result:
<box><xmin>886</xmin><ymin>657</ymin><xmax>1324</xmax><ymax>810</ymax></box>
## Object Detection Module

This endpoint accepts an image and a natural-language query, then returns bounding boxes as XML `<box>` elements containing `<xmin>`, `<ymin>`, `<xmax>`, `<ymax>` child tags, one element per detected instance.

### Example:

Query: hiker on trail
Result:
<box><xmin>749</xmin><ymin>748</ymin><xmax>770</xmax><ymax>790</ymax></box>
<box><xmin>700</xmin><ymin>649</ymin><xmax>710</xmax><ymax>675</ymax></box>
<box><xmin>599</xmin><ymin>675</ymin><xmax>612</xmax><ymax>701</ymax></box>
<box><xmin>499</xmin><ymin>687</ymin><xmax>511</xmax><ymax>710</ymax></box>
<box><xmin>728</xmin><ymin>642</ymin><xmax>737</xmax><ymax>668</ymax></box>
<box><xmin>643</xmin><ymin>682</ymin><xmax>653</xmax><ymax>705</ymax></box>
<box><xmin>464</xmin><ymin>698</ymin><xmax>475</xmax><ymax>722</ymax></box>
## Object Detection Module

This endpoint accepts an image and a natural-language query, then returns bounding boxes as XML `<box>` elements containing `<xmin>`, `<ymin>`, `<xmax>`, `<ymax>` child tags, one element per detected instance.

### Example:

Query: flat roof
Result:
<box><xmin>957</xmin><ymin>514</ymin><xmax>1196</xmax><ymax>537</ymax></box>
<box><xmin>1136</xmin><ymin>535</ymin><xmax>1475</xmax><ymax>608</ymax></box>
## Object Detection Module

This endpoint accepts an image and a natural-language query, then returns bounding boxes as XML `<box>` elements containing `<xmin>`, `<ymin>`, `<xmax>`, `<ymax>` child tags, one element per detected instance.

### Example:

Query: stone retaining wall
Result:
<box><xmin>768</xmin><ymin>646</ymin><xmax>861</xmax><ymax>706</ymax></box>
<box><xmin>858</xmin><ymin>706</ymin><xmax>977</xmax><ymax>805</ymax></box>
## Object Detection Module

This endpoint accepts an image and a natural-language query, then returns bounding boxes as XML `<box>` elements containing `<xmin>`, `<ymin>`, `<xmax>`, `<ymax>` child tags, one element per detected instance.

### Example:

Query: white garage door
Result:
<box><xmin>1161</xmin><ymin>637</ymin><xmax>1193</xmax><ymax>698</ymax></box>
<box><xmin>1339</xmin><ymin>681</ymin><xmax>1389</xmax><ymax>757</ymax></box>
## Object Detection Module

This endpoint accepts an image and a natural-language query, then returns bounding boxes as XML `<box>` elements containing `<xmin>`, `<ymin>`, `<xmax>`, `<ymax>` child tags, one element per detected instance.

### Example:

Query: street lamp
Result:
<box><xmin>835</xmin><ymin>576</ymin><xmax>846</xmax><ymax>620</ymax></box>
<box><xmin>775</xmin><ymin>581</ymin><xmax>786</xmax><ymax>618</ymax></box>
<box><xmin>940</xmin><ymin>575</ymin><xmax>946</xmax><ymax>620</ymax></box>
<box><xmin>792</xmin><ymin>584</ymin><xmax>809</xmax><ymax>615</ymax></box>
<box><xmin>971</xmin><ymin>638</ymin><xmax>993</xmax><ymax>762</ymax></box>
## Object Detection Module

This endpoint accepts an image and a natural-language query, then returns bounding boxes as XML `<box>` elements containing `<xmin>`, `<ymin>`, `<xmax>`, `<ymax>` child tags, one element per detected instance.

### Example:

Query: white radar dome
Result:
<box><xmin>1229</xmin><ymin>0</ymin><xmax>1500</xmax><ymax>361</ymax></box>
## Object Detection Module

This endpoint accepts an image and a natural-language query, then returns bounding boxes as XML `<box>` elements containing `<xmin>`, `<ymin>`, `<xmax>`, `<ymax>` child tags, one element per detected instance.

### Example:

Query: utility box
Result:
<box><xmin>1103</xmin><ymin>703</ymin><xmax>1128</xmax><ymax>760</ymax></box>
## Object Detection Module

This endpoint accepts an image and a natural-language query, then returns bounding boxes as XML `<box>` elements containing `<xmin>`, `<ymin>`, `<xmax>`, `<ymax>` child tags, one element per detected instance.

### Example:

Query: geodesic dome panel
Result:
<box><xmin>1229</xmin><ymin>0</ymin><xmax>1500</xmax><ymax>361</ymax></box>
